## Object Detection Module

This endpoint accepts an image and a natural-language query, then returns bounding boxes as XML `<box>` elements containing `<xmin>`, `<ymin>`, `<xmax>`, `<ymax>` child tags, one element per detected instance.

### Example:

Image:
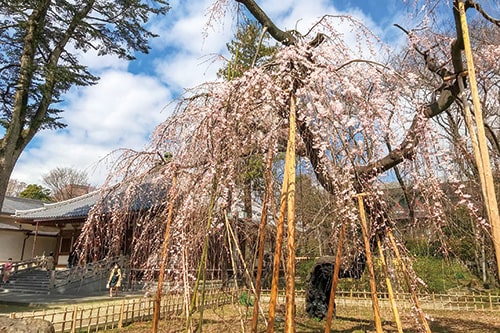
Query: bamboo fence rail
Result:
<box><xmin>6</xmin><ymin>288</ymin><xmax>236</xmax><ymax>333</ymax></box>
<box><xmin>4</xmin><ymin>289</ymin><xmax>499</xmax><ymax>332</ymax></box>
<box><xmin>307</xmin><ymin>290</ymin><xmax>500</xmax><ymax>312</ymax></box>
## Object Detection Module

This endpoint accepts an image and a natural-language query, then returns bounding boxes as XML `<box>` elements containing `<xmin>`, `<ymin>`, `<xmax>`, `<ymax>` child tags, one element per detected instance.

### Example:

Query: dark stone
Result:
<box><xmin>0</xmin><ymin>317</ymin><xmax>55</xmax><ymax>333</ymax></box>
<box><xmin>305</xmin><ymin>253</ymin><xmax>367</xmax><ymax>319</ymax></box>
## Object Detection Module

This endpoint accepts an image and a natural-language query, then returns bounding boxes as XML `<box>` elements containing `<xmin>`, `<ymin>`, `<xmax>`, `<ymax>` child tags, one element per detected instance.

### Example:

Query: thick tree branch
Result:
<box><xmin>236</xmin><ymin>0</ymin><xmax>296</xmax><ymax>46</ymax></box>
<box><xmin>465</xmin><ymin>0</ymin><xmax>500</xmax><ymax>27</ymax></box>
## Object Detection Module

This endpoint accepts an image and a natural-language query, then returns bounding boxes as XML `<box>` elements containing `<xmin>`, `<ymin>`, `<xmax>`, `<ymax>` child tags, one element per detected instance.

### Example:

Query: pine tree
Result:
<box><xmin>0</xmin><ymin>0</ymin><xmax>170</xmax><ymax>208</ymax></box>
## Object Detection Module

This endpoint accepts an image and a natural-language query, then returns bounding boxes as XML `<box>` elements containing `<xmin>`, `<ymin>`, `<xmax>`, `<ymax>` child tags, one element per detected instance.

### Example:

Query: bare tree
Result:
<box><xmin>5</xmin><ymin>179</ymin><xmax>27</xmax><ymax>197</ymax></box>
<box><xmin>43</xmin><ymin>167</ymin><xmax>91</xmax><ymax>201</ymax></box>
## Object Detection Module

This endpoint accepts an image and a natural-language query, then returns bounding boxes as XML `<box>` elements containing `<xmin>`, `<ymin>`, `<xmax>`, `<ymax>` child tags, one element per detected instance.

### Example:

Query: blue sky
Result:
<box><xmin>11</xmin><ymin>0</ymin><xmax>408</xmax><ymax>187</ymax></box>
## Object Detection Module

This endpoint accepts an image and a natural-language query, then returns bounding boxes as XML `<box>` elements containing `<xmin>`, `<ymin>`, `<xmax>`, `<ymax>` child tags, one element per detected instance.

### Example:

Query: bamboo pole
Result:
<box><xmin>387</xmin><ymin>229</ymin><xmax>431</xmax><ymax>333</ymax></box>
<box><xmin>224</xmin><ymin>210</ymin><xmax>247</xmax><ymax>333</ymax></box>
<box><xmin>458</xmin><ymin>1</ymin><xmax>500</xmax><ymax>282</ymax></box>
<box><xmin>251</xmin><ymin>149</ymin><xmax>274</xmax><ymax>333</ymax></box>
<box><xmin>71</xmin><ymin>306</ymin><xmax>77</xmax><ymax>333</ymax></box>
<box><xmin>186</xmin><ymin>178</ymin><xmax>218</xmax><ymax>333</ymax></box>
<box><xmin>152</xmin><ymin>172</ymin><xmax>177</xmax><ymax>333</ymax></box>
<box><xmin>457</xmin><ymin>72</ymin><xmax>486</xmax><ymax>203</ymax></box>
<box><xmin>225</xmin><ymin>210</ymin><xmax>259</xmax><ymax>299</ymax></box>
<box><xmin>324</xmin><ymin>222</ymin><xmax>346</xmax><ymax>333</ymax></box>
<box><xmin>266</xmin><ymin>137</ymin><xmax>291</xmax><ymax>333</ymax></box>
<box><xmin>354</xmin><ymin>193</ymin><xmax>383</xmax><ymax>333</ymax></box>
<box><xmin>119</xmin><ymin>300</ymin><xmax>125</xmax><ymax>329</ymax></box>
<box><xmin>284</xmin><ymin>94</ymin><xmax>297</xmax><ymax>333</ymax></box>
<box><xmin>376</xmin><ymin>235</ymin><xmax>403</xmax><ymax>333</ymax></box>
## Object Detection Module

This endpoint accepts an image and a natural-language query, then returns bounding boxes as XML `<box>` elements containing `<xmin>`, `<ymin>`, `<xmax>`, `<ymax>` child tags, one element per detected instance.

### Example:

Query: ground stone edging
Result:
<box><xmin>0</xmin><ymin>317</ymin><xmax>55</xmax><ymax>333</ymax></box>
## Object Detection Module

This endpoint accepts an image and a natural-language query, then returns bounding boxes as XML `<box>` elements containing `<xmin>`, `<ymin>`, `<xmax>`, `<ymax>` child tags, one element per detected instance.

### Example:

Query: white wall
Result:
<box><xmin>0</xmin><ymin>229</ymin><xmax>57</xmax><ymax>262</ymax></box>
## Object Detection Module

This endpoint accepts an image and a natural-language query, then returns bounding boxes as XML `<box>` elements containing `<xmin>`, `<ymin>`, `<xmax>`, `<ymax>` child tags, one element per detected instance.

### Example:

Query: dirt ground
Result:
<box><xmin>108</xmin><ymin>304</ymin><xmax>500</xmax><ymax>333</ymax></box>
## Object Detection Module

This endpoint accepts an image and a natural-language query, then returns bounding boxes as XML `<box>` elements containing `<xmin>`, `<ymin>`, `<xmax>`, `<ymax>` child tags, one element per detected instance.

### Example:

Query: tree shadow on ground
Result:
<box><xmin>427</xmin><ymin>315</ymin><xmax>500</xmax><ymax>333</ymax></box>
<box><xmin>274</xmin><ymin>315</ymin><xmax>386</xmax><ymax>333</ymax></box>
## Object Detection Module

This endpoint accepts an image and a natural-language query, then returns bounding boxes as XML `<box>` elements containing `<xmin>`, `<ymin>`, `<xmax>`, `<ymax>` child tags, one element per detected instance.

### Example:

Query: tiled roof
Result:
<box><xmin>13</xmin><ymin>182</ymin><xmax>162</xmax><ymax>221</ymax></box>
<box><xmin>15</xmin><ymin>191</ymin><xmax>101</xmax><ymax>220</ymax></box>
<box><xmin>1</xmin><ymin>196</ymin><xmax>45</xmax><ymax>214</ymax></box>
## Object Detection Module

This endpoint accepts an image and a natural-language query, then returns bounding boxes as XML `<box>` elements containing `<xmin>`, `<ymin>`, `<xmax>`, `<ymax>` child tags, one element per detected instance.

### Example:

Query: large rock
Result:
<box><xmin>305</xmin><ymin>254</ymin><xmax>367</xmax><ymax>319</ymax></box>
<box><xmin>0</xmin><ymin>317</ymin><xmax>55</xmax><ymax>333</ymax></box>
<box><xmin>305</xmin><ymin>256</ymin><xmax>336</xmax><ymax>319</ymax></box>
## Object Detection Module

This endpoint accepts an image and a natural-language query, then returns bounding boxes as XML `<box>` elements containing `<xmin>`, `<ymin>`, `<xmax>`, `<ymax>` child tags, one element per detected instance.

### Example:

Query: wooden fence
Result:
<box><xmin>324</xmin><ymin>290</ymin><xmax>500</xmax><ymax>312</ymax></box>
<box><xmin>5</xmin><ymin>289</ymin><xmax>499</xmax><ymax>332</ymax></box>
<box><xmin>260</xmin><ymin>289</ymin><xmax>500</xmax><ymax>312</ymax></box>
<box><xmin>7</xmin><ymin>288</ymin><xmax>237</xmax><ymax>333</ymax></box>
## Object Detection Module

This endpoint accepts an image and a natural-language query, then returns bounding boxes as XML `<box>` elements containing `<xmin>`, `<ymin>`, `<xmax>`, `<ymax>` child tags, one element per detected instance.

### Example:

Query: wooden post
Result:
<box><xmin>95</xmin><ymin>307</ymin><xmax>100</xmax><ymax>333</ymax></box>
<box><xmin>251</xmin><ymin>149</ymin><xmax>274</xmax><ymax>333</ymax></box>
<box><xmin>376</xmin><ymin>235</ymin><xmax>403</xmax><ymax>333</ymax></box>
<box><xmin>32</xmin><ymin>221</ymin><xmax>39</xmax><ymax>258</ymax></box>
<box><xmin>457</xmin><ymin>72</ymin><xmax>487</xmax><ymax>224</ymax></box>
<box><xmin>152</xmin><ymin>172</ymin><xmax>177</xmax><ymax>333</ymax></box>
<box><xmin>284</xmin><ymin>94</ymin><xmax>297</xmax><ymax>333</ymax></box>
<box><xmin>87</xmin><ymin>308</ymin><xmax>93</xmax><ymax>333</ymax></box>
<box><xmin>354</xmin><ymin>193</ymin><xmax>383</xmax><ymax>333</ymax></box>
<box><xmin>324</xmin><ymin>222</ymin><xmax>345</xmax><ymax>333</ymax></box>
<box><xmin>387</xmin><ymin>229</ymin><xmax>431</xmax><ymax>333</ymax></box>
<box><xmin>267</xmin><ymin>132</ymin><xmax>291</xmax><ymax>333</ymax></box>
<box><xmin>119</xmin><ymin>300</ymin><xmax>125</xmax><ymax>328</ymax></box>
<box><xmin>71</xmin><ymin>305</ymin><xmax>78</xmax><ymax>333</ymax></box>
<box><xmin>459</xmin><ymin>1</ymin><xmax>500</xmax><ymax>282</ymax></box>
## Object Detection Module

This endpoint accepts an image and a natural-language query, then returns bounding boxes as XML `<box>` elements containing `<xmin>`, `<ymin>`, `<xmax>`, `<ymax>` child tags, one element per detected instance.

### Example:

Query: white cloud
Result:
<box><xmin>152</xmin><ymin>0</ymin><xmax>233</xmax><ymax>92</ymax></box>
<box><xmin>12</xmin><ymin>71</ymin><xmax>171</xmax><ymax>187</ymax></box>
<box><xmin>74</xmin><ymin>48</ymin><xmax>128</xmax><ymax>73</ymax></box>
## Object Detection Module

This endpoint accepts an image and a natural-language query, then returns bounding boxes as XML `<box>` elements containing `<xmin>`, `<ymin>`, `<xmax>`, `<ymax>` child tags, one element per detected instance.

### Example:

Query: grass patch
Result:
<box><xmin>411</xmin><ymin>256</ymin><xmax>480</xmax><ymax>293</ymax></box>
<box><xmin>323</xmin><ymin>256</ymin><xmax>485</xmax><ymax>294</ymax></box>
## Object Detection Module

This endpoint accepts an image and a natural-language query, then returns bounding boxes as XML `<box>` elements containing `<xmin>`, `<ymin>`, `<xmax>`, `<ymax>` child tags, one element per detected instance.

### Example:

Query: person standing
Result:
<box><xmin>106</xmin><ymin>264</ymin><xmax>122</xmax><ymax>297</ymax></box>
<box><xmin>2</xmin><ymin>258</ymin><xmax>13</xmax><ymax>283</ymax></box>
<box><xmin>67</xmin><ymin>251</ymin><xmax>78</xmax><ymax>268</ymax></box>
<box><xmin>45</xmin><ymin>252</ymin><xmax>55</xmax><ymax>271</ymax></box>
<box><xmin>45</xmin><ymin>252</ymin><xmax>56</xmax><ymax>287</ymax></box>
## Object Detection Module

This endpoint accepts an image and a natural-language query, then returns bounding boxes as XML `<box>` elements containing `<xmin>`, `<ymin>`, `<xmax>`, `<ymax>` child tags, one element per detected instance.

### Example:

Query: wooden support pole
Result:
<box><xmin>324</xmin><ymin>222</ymin><xmax>346</xmax><ymax>333</ymax></box>
<box><xmin>284</xmin><ymin>94</ymin><xmax>297</xmax><ymax>333</ymax></box>
<box><xmin>266</xmin><ymin>163</ymin><xmax>289</xmax><ymax>333</ymax></box>
<box><xmin>251</xmin><ymin>149</ymin><xmax>274</xmax><ymax>333</ymax></box>
<box><xmin>457</xmin><ymin>72</ymin><xmax>487</xmax><ymax>215</ymax></box>
<box><xmin>193</xmin><ymin>179</ymin><xmax>218</xmax><ymax>333</ymax></box>
<box><xmin>152</xmin><ymin>172</ymin><xmax>177</xmax><ymax>333</ymax></box>
<box><xmin>355</xmin><ymin>193</ymin><xmax>383</xmax><ymax>333</ymax></box>
<box><xmin>387</xmin><ymin>230</ymin><xmax>431</xmax><ymax>333</ymax></box>
<box><xmin>377</xmin><ymin>235</ymin><xmax>403</xmax><ymax>333</ymax></box>
<box><xmin>267</xmin><ymin>93</ymin><xmax>298</xmax><ymax>333</ymax></box>
<box><xmin>224</xmin><ymin>211</ymin><xmax>247</xmax><ymax>333</ymax></box>
<box><xmin>459</xmin><ymin>1</ymin><xmax>500</xmax><ymax>283</ymax></box>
